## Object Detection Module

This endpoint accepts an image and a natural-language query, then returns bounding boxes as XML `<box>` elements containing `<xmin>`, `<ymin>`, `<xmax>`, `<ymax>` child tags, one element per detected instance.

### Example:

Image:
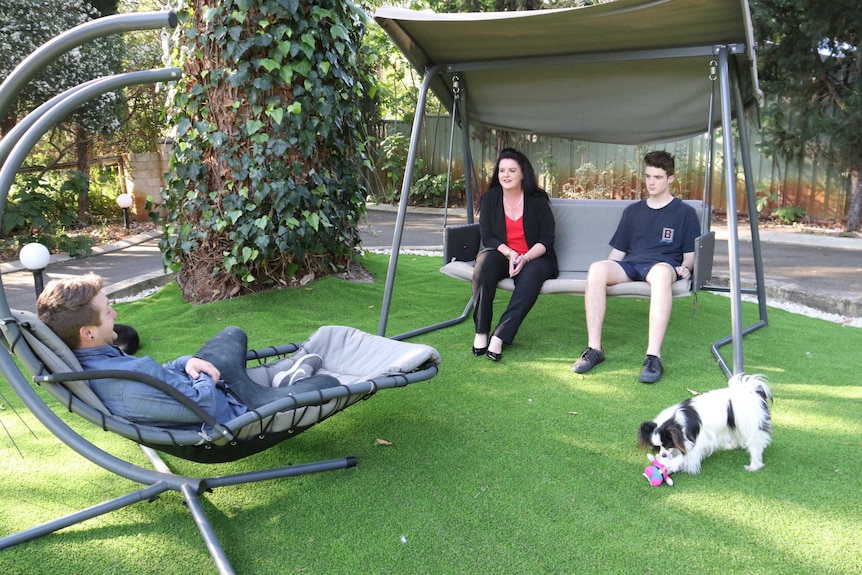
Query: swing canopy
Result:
<box><xmin>374</xmin><ymin>0</ymin><xmax>760</xmax><ymax>144</ymax></box>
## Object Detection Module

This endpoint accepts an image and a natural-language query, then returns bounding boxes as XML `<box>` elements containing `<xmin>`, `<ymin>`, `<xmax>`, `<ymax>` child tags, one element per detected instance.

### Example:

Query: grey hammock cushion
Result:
<box><xmin>295</xmin><ymin>325</ymin><xmax>442</xmax><ymax>385</ymax></box>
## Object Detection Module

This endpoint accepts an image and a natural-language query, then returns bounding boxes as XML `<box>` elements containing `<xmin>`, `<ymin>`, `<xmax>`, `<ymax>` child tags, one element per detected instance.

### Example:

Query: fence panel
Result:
<box><xmin>371</xmin><ymin>117</ymin><xmax>851</xmax><ymax>222</ymax></box>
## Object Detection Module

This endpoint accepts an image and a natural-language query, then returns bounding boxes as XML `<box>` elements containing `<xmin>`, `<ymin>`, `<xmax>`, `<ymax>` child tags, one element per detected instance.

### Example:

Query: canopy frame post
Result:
<box><xmin>706</xmin><ymin>45</ymin><xmax>768</xmax><ymax>376</ymax></box>
<box><xmin>385</xmin><ymin>73</ymin><xmax>478</xmax><ymax>342</ymax></box>
<box><xmin>377</xmin><ymin>65</ymin><xmax>443</xmax><ymax>337</ymax></box>
<box><xmin>378</xmin><ymin>65</ymin><xmax>479</xmax><ymax>340</ymax></box>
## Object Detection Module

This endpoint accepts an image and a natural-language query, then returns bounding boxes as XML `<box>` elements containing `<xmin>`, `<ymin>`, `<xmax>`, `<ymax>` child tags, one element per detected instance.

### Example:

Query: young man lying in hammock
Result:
<box><xmin>36</xmin><ymin>274</ymin><xmax>339</xmax><ymax>428</ymax></box>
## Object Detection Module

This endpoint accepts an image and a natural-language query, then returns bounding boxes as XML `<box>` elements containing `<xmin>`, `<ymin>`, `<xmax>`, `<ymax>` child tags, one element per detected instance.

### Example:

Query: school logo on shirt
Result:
<box><xmin>660</xmin><ymin>227</ymin><xmax>675</xmax><ymax>244</ymax></box>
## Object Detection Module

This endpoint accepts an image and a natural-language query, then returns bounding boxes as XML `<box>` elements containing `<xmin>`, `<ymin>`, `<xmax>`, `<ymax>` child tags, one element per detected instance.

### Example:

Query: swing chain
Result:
<box><xmin>708</xmin><ymin>60</ymin><xmax>717</xmax><ymax>81</ymax></box>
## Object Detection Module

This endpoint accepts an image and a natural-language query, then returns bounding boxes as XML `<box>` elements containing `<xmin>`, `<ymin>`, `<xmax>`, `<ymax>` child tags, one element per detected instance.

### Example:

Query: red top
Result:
<box><xmin>505</xmin><ymin>215</ymin><xmax>529</xmax><ymax>255</ymax></box>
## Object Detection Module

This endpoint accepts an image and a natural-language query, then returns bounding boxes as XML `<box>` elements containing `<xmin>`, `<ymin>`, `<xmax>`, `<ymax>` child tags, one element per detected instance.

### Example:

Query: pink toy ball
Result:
<box><xmin>643</xmin><ymin>454</ymin><xmax>674</xmax><ymax>487</ymax></box>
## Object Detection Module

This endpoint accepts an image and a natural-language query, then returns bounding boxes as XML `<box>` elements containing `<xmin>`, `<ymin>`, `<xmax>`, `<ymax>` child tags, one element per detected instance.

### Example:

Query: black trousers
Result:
<box><xmin>194</xmin><ymin>327</ymin><xmax>339</xmax><ymax>410</ymax></box>
<box><xmin>471</xmin><ymin>249</ymin><xmax>555</xmax><ymax>345</ymax></box>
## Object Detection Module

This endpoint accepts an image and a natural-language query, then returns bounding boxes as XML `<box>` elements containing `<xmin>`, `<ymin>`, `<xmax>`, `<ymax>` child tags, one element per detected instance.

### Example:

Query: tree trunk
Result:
<box><xmin>163</xmin><ymin>0</ymin><xmax>368</xmax><ymax>304</ymax></box>
<box><xmin>76</xmin><ymin>124</ymin><xmax>90</xmax><ymax>226</ymax></box>
<box><xmin>1</xmin><ymin>115</ymin><xmax>15</xmax><ymax>138</ymax></box>
<box><xmin>847</xmin><ymin>166</ymin><xmax>861</xmax><ymax>232</ymax></box>
<box><xmin>496</xmin><ymin>130</ymin><xmax>512</xmax><ymax>153</ymax></box>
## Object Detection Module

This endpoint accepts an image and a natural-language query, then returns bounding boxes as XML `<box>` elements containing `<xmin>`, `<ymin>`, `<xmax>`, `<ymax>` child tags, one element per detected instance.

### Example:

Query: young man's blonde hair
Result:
<box><xmin>36</xmin><ymin>274</ymin><xmax>104</xmax><ymax>349</ymax></box>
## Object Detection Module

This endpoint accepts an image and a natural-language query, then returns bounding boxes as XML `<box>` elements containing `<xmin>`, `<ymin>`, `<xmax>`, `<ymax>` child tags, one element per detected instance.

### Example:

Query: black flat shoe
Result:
<box><xmin>472</xmin><ymin>346</ymin><xmax>488</xmax><ymax>356</ymax></box>
<box><xmin>486</xmin><ymin>349</ymin><xmax>502</xmax><ymax>362</ymax></box>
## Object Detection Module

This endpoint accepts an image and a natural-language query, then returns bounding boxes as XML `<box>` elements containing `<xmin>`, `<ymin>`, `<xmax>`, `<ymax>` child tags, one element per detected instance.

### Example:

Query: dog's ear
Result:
<box><xmin>667</xmin><ymin>425</ymin><xmax>688</xmax><ymax>454</ymax></box>
<box><xmin>637</xmin><ymin>422</ymin><xmax>657</xmax><ymax>450</ymax></box>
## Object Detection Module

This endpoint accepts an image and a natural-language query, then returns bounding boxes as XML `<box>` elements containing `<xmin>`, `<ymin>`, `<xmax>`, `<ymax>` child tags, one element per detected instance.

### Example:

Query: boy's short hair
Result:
<box><xmin>644</xmin><ymin>150</ymin><xmax>675</xmax><ymax>176</ymax></box>
<box><xmin>37</xmin><ymin>274</ymin><xmax>103</xmax><ymax>349</ymax></box>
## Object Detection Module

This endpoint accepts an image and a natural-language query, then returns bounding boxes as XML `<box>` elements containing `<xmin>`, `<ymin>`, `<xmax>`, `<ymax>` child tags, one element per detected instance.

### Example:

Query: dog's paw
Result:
<box><xmin>744</xmin><ymin>462</ymin><xmax>764</xmax><ymax>472</ymax></box>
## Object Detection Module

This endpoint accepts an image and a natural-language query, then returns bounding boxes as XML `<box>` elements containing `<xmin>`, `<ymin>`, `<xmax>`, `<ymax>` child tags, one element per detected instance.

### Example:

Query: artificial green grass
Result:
<box><xmin>0</xmin><ymin>253</ymin><xmax>860</xmax><ymax>575</ymax></box>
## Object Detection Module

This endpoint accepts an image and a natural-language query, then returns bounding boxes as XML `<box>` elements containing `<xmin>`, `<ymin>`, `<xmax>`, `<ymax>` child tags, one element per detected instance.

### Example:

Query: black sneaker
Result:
<box><xmin>571</xmin><ymin>347</ymin><xmax>605</xmax><ymax>374</ymax></box>
<box><xmin>639</xmin><ymin>355</ymin><xmax>663</xmax><ymax>384</ymax></box>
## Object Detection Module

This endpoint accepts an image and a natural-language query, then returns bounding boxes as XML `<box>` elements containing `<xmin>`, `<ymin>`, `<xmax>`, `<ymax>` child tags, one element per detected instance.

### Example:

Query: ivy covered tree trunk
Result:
<box><xmin>162</xmin><ymin>0</ymin><xmax>370</xmax><ymax>303</ymax></box>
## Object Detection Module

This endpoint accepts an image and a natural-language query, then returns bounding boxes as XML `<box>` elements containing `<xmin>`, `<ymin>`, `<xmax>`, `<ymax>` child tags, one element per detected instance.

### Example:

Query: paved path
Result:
<box><xmin>2</xmin><ymin>205</ymin><xmax>860</xmax><ymax>319</ymax></box>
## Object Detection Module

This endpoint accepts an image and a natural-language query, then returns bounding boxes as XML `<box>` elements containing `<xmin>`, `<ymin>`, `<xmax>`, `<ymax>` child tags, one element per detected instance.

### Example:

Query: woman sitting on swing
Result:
<box><xmin>471</xmin><ymin>148</ymin><xmax>558</xmax><ymax>362</ymax></box>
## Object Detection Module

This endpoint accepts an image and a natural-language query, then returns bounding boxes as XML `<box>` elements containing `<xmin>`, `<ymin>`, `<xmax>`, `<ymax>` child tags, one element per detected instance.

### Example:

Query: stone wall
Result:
<box><xmin>122</xmin><ymin>146</ymin><xmax>169</xmax><ymax>221</ymax></box>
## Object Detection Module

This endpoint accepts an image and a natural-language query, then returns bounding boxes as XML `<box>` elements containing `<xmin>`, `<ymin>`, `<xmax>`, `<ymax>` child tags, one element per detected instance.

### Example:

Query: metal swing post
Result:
<box><xmin>378</xmin><ymin>65</ymin><xmax>443</xmax><ymax>337</ymax></box>
<box><xmin>706</xmin><ymin>45</ymin><xmax>768</xmax><ymax>376</ymax></box>
<box><xmin>384</xmin><ymin>73</ymin><xmax>477</xmax><ymax>341</ymax></box>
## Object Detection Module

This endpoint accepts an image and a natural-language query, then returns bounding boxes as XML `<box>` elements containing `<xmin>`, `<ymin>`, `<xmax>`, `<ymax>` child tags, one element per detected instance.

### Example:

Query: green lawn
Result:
<box><xmin>0</xmin><ymin>253</ymin><xmax>859</xmax><ymax>575</ymax></box>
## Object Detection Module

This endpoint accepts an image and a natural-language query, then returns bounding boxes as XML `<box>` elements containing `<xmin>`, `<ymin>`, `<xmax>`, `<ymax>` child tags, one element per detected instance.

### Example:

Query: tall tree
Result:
<box><xmin>110</xmin><ymin>0</ymin><xmax>176</xmax><ymax>154</ymax></box>
<box><xmin>162</xmin><ymin>0</ymin><xmax>371</xmax><ymax>303</ymax></box>
<box><xmin>751</xmin><ymin>0</ymin><xmax>862</xmax><ymax>231</ymax></box>
<box><xmin>0</xmin><ymin>0</ymin><xmax>124</xmax><ymax>224</ymax></box>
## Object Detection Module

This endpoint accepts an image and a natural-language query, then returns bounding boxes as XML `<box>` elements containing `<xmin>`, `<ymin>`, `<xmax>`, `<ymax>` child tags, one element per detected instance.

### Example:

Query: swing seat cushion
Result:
<box><xmin>295</xmin><ymin>325</ymin><xmax>441</xmax><ymax>385</ymax></box>
<box><xmin>441</xmin><ymin>198</ymin><xmax>713</xmax><ymax>298</ymax></box>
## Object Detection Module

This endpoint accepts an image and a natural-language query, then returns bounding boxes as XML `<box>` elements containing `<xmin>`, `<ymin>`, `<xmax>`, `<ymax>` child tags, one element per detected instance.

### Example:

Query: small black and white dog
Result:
<box><xmin>637</xmin><ymin>373</ymin><xmax>773</xmax><ymax>474</ymax></box>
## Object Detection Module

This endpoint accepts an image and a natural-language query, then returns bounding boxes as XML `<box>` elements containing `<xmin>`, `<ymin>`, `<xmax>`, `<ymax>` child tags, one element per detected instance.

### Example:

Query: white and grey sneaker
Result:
<box><xmin>272</xmin><ymin>354</ymin><xmax>323</xmax><ymax>387</ymax></box>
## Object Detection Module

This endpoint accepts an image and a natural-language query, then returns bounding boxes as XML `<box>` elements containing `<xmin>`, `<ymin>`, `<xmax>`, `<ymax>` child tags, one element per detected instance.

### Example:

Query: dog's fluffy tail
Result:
<box><xmin>728</xmin><ymin>373</ymin><xmax>773</xmax><ymax>404</ymax></box>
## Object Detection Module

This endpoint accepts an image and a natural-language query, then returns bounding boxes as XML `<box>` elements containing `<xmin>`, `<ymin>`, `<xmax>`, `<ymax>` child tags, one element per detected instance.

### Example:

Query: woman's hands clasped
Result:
<box><xmin>508</xmin><ymin>252</ymin><xmax>527</xmax><ymax>277</ymax></box>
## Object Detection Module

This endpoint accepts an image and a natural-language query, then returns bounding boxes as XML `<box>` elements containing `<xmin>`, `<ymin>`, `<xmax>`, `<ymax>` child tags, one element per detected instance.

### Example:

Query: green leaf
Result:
<box><xmin>241</xmin><ymin>246</ymin><xmax>259</xmax><ymax>262</ymax></box>
<box><xmin>306</xmin><ymin>211</ymin><xmax>321</xmax><ymax>231</ymax></box>
<box><xmin>266</xmin><ymin>106</ymin><xmax>284</xmax><ymax>125</ymax></box>
<box><xmin>330</xmin><ymin>24</ymin><xmax>349</xmax><ymax>41</ymax></box>
<box><xmin>244</xmin><ymin>119</ymin><xmax>265</xmax><ymax>135</ymax></box>
<box><xmin>259</xmin><ymin>58</ymin><xmax>280</xmax><ymax>72</ymax></box>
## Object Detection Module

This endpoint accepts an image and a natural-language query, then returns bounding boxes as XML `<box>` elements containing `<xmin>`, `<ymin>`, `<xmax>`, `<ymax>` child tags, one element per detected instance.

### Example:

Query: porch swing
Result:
<box><xmin>373</xmin><ymin>0</ymin><xmax>770</xmax><ymax>378</ymax></box>
<box><xmin>0</xmin><ymin>11</ymin><xmax>440</xmax><ymax>575</ymax></box>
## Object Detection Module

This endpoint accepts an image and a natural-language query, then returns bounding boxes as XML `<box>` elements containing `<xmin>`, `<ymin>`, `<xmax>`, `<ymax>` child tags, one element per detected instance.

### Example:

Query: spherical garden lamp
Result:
<box><xmin>116</xmin><ymin>193</ymin><xmax>133</xmax><ymax>229</ymax></box>
<box><xmin>19</xmin><ymin>242</ymin><xmax>51</xmax><ymax>297</ymax></box>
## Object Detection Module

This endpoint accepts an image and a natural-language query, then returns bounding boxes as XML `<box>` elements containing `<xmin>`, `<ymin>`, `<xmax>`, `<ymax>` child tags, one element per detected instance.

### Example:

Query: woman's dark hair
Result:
<box><xmin>489</xmin><ymin>147</ymin><xmax>544</xmax><ymax>196</ymax></box>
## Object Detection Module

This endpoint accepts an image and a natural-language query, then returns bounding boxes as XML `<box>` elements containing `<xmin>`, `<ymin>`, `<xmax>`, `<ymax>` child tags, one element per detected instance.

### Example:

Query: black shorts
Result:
<box><xmin>616</xmin><ymin>261</ymin><xmax>680</xmax><ymax>282</ymax></box>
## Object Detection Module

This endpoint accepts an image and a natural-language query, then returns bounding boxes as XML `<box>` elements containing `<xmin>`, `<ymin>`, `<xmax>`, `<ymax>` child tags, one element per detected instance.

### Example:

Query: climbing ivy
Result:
<box><xmin>161</xmin><ymin>0</ymin><xmax>371</xmax><ymax>302</ymax></box>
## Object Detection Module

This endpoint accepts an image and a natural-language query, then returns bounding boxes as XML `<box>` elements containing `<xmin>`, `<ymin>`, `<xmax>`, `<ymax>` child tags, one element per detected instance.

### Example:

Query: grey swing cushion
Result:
<box><xmin>291</xmin><ymin>325</ymin><xmax>442</xmax><ymax>385</ymax></box>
